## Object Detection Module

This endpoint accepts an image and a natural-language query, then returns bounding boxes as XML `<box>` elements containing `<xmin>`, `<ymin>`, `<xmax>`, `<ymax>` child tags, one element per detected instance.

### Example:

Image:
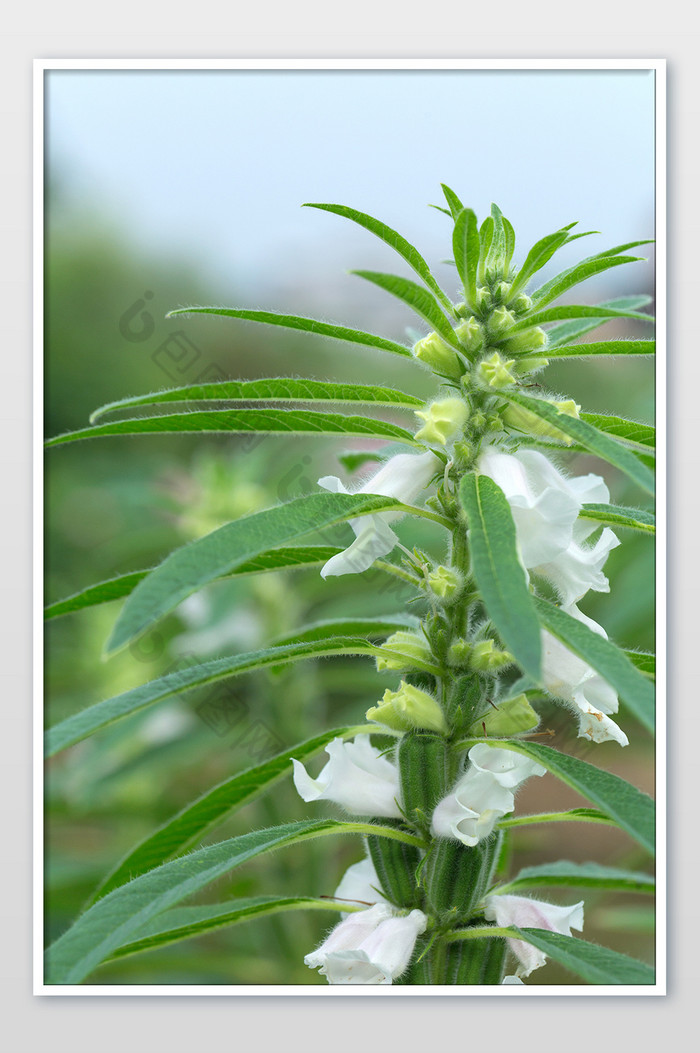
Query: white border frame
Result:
<box><xmin>34</xmin><ymin>57</ymin><xmax>666</xmax><ymax>997</ymax></box>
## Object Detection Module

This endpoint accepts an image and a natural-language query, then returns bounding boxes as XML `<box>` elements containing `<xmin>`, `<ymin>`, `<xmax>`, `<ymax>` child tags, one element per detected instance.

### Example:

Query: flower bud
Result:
<box><xmin>470</xmin><ymin>638</ymin><xmax>514</xmax><ymax>672</ymax></box>
<box><xmin>476</xmin><ymin>286</ymin><xmax>492</xmax><ymax>311</ymax></box>
<box><xmin>413</xmin><ymin>331</ymin><xmax>464</xmax><ymax>379</ymax></box>
<box><xmin>415</xmin><ymin>397</ymin><xmax>469</xmax><ymax>445</ymax></box>
<box><xmin>454</xmin><ymin>315</ymin><xmax>485</xmax><ymax>353</ymax></box>
<box><xmin>503</xmin><ymin>398</ymin><xmax>581</xmax><ymax>444</ymax></box>
<box><xmin>476</xmin><ymin>350</ymin><xmax>517</xmax><ymax>390</ymax></box>
<box><xmin>447</xmin><ymin>639</ymin><xmax>472</xmax><ymax>667</ymax></box>
<box><xmin>501</xmin><ymin>326</ymin><xmax>548</xmax><ymax>355</ymax></box>
<box><xmin>511</xmin><ymin>293</ymin><xmax>533</xmax><ymax>314</ymax></box>
<box><xmin>495</xmin><ymin>281</ymin><xmax>512</xmax><ymax>302</ymax></box>
<box><xmin>485</xmin><ymin>414</ymin><xmax>505</xmax><ymax>432</ymax></box>
<box><xmin>487</xmin><ymin>306</ymin><xmax>516</xmax><ymax>336</ymax></box>
<box><xmin>367</xmin><ymin>681</ymin><xmax>447</xmax><ymax>734</ymax></box>
<box><xmin>428</xmin><ymin>565</ymin><xmax>463</xmax><ymax>602</ymax></box>
<box><xmin>467</xmin><ymin>694</ymin><xmax>540</xmax><ymax>737</ymax></box>
<box><xmin>375</xmin><ymin>630</ymin><xmax>434</xmax><ymax>673</ymax></box>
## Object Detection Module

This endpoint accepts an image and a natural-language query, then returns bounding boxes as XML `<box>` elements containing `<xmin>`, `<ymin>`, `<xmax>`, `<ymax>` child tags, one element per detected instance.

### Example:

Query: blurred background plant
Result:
<box><xmin>44</xmin><ymin>68</ymin><xmax>656</xmax><ymax>984</ymax></box>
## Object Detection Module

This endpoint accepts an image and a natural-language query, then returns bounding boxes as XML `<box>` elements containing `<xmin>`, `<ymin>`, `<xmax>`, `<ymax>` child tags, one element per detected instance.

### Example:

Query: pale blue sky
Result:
<box><xmin>45</xmin><ymin>68</ymin><xmax>656</xmax><ymax>298</ymax></box>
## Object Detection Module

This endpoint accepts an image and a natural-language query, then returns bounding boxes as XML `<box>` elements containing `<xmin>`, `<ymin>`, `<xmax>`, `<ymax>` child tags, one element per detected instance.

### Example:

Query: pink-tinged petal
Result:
<box><xmin>484</xmin><ymin>894</ymin><xmax>584</xmax><ymax>977</ymax></box>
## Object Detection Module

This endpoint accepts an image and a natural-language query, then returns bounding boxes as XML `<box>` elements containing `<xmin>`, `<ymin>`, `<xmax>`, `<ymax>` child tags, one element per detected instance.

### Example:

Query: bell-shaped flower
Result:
<box><xmin>333</xmin><ymin>856</ymin><xmax>390</xmax><ymax>917</ymax></box>
<box><xmin>366</xmin><ymin>680</ymin><xmax>447</xmax><ymax>734</ymax></box>
<box><xmin>292</xmin><ymin>735</ymin><xmax>402</xmax><ymax>818</ymax></box>
<box><xmin>478</xmin><ymin>446</ymin><xmax>619</xmax><ymax>605</ymax></box>
<box><xmin>431</xmin><ymin>744</ymin><xmax>545</xmax><ymax>846</ymax></box>
<box><xmin>318</xmin><ymin>449</ymin><xmax>441</xmax><ymax>577</ymax></box>
<box><xmin>305</xmin><ymin>903</ymin><xmax>427</xmax><ymax>984</ymax></box>
<box><xmin>542</xmin><ymin>604</ymin><xmax>628</xmax><ymax>747</ymax></box>
<box><xmin>484</xmin><ymin>893</ymin><xmax>584</xmax><ymax>977</ymax></box>
<box><xmin>414</xmin><ymin>397</ymin><xmax>469</xmax><ymax>445</ymax></box>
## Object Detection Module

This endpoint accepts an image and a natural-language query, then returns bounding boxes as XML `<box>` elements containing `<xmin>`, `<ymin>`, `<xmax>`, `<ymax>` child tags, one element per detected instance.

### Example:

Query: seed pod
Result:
<box><xmin>398</xmin><ymin>731</ymin><xmax>450</xmax><ymax>830</ymax></box>
<box><xmin>366</xmin><ymin>828</ymin><xmax>422</xmax><ymax>910</ymax></box>
<box><xmin>423</xmin><ymin>832</ymin><xmax>503</xmax><ymax>920</ymax></box>
<box><xmin>445</xmin><ymin>937</ymin><xmax>507</xmax><ymax>984</ymax></box>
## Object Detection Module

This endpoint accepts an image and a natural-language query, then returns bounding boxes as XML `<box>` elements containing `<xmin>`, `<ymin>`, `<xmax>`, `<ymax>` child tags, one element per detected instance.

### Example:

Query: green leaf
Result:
<box><xmin>45</xmin><ymin>408</ymin><xmax>418</xmax><ymax>449</ymax></box>
<box><xmin>351</xmin><ymin>270</ymin><xmax>459</xmax><ymax>347</ymax></box>
<box><xmin>109</xmin><ymin>896</ymin><xmax>357</xmax><ymax>960</ymax></box>
<box><xmin>480</xmin><ymin>739</ymin><xmax>655</xmax><ymax>854</ymax></box>
<box><xmin>44</xmin><ymin>819</ymin><xmax>424</xmax><ymax>984</ymax></box>
<box><xmin>440</xmin><ymin>183</ymin><xmax>464</xmax><ymax>219</ymax></box>
<box><xmin>89</xmin><ymin>379</ymin><xmax>424</xmax><ymax>423</ymax></box>
<box><xmin>106</xmin><ymin>491</ymin><xmax>407</xmax><ymax>654</ymax></box>
<box><xmin>485</xmin><ymin>204</ymin><xmax>507</xmax><ymax>275</ymax></box>
<box><xmin>534</xmin><ymin>596</ymin><xmax>655</xmax><ymax>734</ymax></box>
<box><xmin>545</xmin><ymin>295</ymin><xmax>652</xmax><ymax>348</ymax></box>
<box><xmin>336</xmin><ymin>450</ymin><xmax>384</xmax><ymax>472</ymax></box>
<box><xmin>502</xmin><ymin>215</ymin><xmax>516</xmax><ymax>273</ymax></box>
<box><xmin>477</xmin><ymin>216</ymin><xmax>495</xmax><ymax>282</ymax></box>
<box><xmin>45</xmin><ymin>636</ymin><xmax>388</xmax><ymax>756</ymax></box>
<box><xmin>546</xmin><ymin>339</ymin><xmax>655</xmax><ymax>359</ymax></box>
<box><xmin>459</xmin><ymin>473</ymin><xmax>542</xmax><ymax>682</ymax></box>
<box><xmin>531</xmin><ymin>254</ymin><xmax>644</xmax><ymax>309</ymax></box>
<box><xmin>45</xmin><ymin>546</ymin><xmax>356</xmax><ymax>621</ymax></box>
<box><xmin>452</xmin><ymin>208</ymin><xmax>479</xmax><ymax>306</ymax></box>
<box><xmin>624</xmin><ymin>650</ymin><xmax>655</xmax><ymax>677</ymax></box>
<box><xmin>508</xmin><ymin>228</ymin><xmax>571</xmax><ymax>299</ymax></box>
<box><xmin>303</xmin><ymin>202</ymin><xmax>452</xmax><ymax>310</ymax></box>
<box><xmin>499</xmin><ymin>390</ymin><xmax>655</xmax><ymax>494</ymax></box>
<box><xmin>498</xmin><ymin>807</ymin><xmax>615</xmax><ymax>830</ymax></box>
<box><xmin>508</xmin><ymin>303</ymin><xmax>654</xmax><ymax>335</ymax></box>
<box><xmin>497</xmin><ymin>860</ymin><xmax>655</xmax><ymax>896</ymax></box>
<box><xmin>579</xmin><ymin>503</ymin><xmax>655</xmax><ymax>534</ymax></box>
<box><xmin>90</xmin><ymin>726</ymin><xmax>361</xmax><ymax>901</ymax></box>
<box><xmin>272</xmin><ymin>615</ymin><xmax>418</xmax><ymax>647</ymax></box>
<box><xmin>510</xmin><ymin>928</ymin><xmax>655</xmax><ymax>985</ymax></box>
<box><xmin>580</xmin><ymin>412</ymin><xmax>655</xmax><ymax>450</ymax></box>
<box><xmin>165</xmin><ymin>306</ymin><xmax>413</xmax><ymax>357</ymax></box>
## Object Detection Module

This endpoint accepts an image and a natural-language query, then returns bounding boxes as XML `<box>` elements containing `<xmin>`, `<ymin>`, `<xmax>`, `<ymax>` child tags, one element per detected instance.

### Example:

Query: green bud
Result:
<box><xmin>470</xmin><ymin>639</ymin><xmax>514</xmax><ymax>672</ymax></box>
<box><xmin>423</xmin><ymin>833</ymin><xmax>503</xmax><ymax>920</ymax></box>
<box><xmin>447</xmin><ymin>639</ymin><xmax>472</xmax><ymax>667</ymax></box>
<box><xmin>375</xmin><ymin>630</ymin><xmax>433</xmax><ymax>673</ymax></box>
<box><xmin>468</xmin><ymin>693</ymin><xmax>540</xmax><ymax>737</ymax></box>
<box><xmin>470</xmin><ymin>411</ymin><xmax>487</xmax><ymax>431</ymax></box>
<box><xmin>485</xmin><ymin>414</ymin><xmax>505</xmax><ymax>432</ymax></box>
<box><xmin>501</xmin><ymin>326</ymin><xmax>548</xmax><ymax>355</ymax></box>
<box><xmin>367</xmin><ymin>681</ymin><xmax>447</xmax><ymax>734</ymax></box>
<box><xmin>366</xmin><ymin>826</ymin><xmax>422</xmax><ymax>909</ymax></box>
<box><xmin>413</xmin><ymin>331</ymin><xmax>464</xmax><ymax>380</ymax></box>
<box><xmin>495</xmin><ymin>281</ymin><xmax>512</xmax><ymax>302</ymax></box>
<box><xmin>503</xmin><ymin>398</ymin><xmax>581</xmax><ymax>444</ymax></box>
<box><xmin>487</xmin><ymin>306</ymin><xmax>517</xmax><ymax>336</ymax></box>
<box><xmin>398</xmin><ymin>731</ymin><xmax>450</xmax><ymax>828</ymax></box>
<box><xmin>415</xmin><ymin>397</ymin><xmax>469</xmax><ymax>445</ymax></box>
<box><xmin>476</xmin><ymin>286</ymin><xmax>492</xmax><ymax>311</ymax></box>
<box><xmin>511</xmin><ymin>293</ymin><xmax>533</xmax><ymax>314</ymax></box>
<box><xmin>476</xmin><ymin>350</ymin><xmax>517</xmax><ymax>390</ymax></box>
<box><xmin>428</xmin><ymin>565</ymin><xmax>463</xmax><ymax>602</ymax></box>
<box><xmin>454</xmin><ymin>315</ymin><xmax>485</xmax><ymax>353</ymax></box>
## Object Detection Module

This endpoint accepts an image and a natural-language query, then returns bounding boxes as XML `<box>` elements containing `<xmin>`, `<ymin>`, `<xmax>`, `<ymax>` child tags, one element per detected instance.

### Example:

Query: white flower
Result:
<box><xmin>318</xmin><ymin>450</ymin><xmax>441</xmax><ymax>577</ymax></box>
<box><xmin>484</xmin><ymin>893</ymin><xmax>584</xmax><ymax>977</ymax></box>
<box><xmin>542</xmin><ymin>605</ymin><xmax>628</xmax><ymax>747</ymax></box>
<box><xmin>478</xmin><ymin>446</ymin><xmax>619</xmax><ymax>605</ymax></box>
<box><xmin>292</xmin><ymin>735</ymin><xmax>402</xmax><ymax>818</ymax></box>
<box><xmin>305</xmin><ymin>903</ymin><xmax>427</xmax><ymax>984</ymax></box>
<box><xmin>430</xmin><ymin>744</ymin><xmax>546</xmax><ymax>846</ymax></box>
<box><xmin>333</xmin><ymin>856</ymin><xmax>389</xmax><ymax>917</ymax></box>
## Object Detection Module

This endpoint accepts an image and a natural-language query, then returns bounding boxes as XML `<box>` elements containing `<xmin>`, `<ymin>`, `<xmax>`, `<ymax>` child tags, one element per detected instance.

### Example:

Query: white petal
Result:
<box><xmin>501</xmin><ymin>974</ymin><xmax>525</xmax><ymax>985</ymax></box>
<box><xmin>468</xmin><ymin>744</ymin><xmax>546</xmax><ymax>787</ymax></box>
<box><xmin>431</xmin><ymin>770</ymin><xmax>515</xmax><ymax>846</ymax></box>
<box><xmin>358</xmin><ymin>450</ymin><xmax>441</xmax><ymax>503</ymax></box>
<box><xmin>292</xmin><ymin>737</ymin><xmax>402</xmax><ymax>817</ymax></box>
<box><xmin>304</xmin><ymin>904</ymin><xmax>394</xmax><ymax>969</ymax></box>
<box><xmin>535</xmin><ymin>528</ymin><xmax>620</xmax><ymax>605</ymax></box>
<box><xmin>320</xmin><ymin>516</ymin><xmax>399</xmax><ymax>578</ymax></box>
<box><xmin>334</xmin><ymin>857</ymin><xmax>388</xmax><ymax>916</ymax></box>
<box><xmin>484</xmin><ymin>894</ymin><xmax>583</xmax><ymax>978</ymax></box>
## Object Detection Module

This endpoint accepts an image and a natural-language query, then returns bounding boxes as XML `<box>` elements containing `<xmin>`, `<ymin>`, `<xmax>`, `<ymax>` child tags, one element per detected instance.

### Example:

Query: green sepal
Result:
<box><xmin>398</xmin><ymin>731</ymin><xmax>450</xmax><ymax>830</ymax></box>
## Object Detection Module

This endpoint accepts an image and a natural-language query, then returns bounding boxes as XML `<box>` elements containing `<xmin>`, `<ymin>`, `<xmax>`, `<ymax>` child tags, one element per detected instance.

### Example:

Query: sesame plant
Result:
<box><xmin>44</xmin><ymin>188</ymin><xmax>656</xmax><ymax>987</ymax></box>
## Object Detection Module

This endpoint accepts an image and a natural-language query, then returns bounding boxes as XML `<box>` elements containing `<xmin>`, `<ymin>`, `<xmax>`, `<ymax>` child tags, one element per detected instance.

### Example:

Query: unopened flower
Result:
<box><xmin>542</xmin><ymin>605</ymin><xmax>628</xmax><ymax>746</ymax></box>
<box><xmin>366</xmin><ymin>680</ymin><xmax>447</xmax><ymax>734</ymax></box>
<box><xmin>414</xmin><ymin>397</ymin><xmax>469</xmax><ymax>445</ymax></box>
<box><xmin>476</xmin><ymin>350</ymin><xmax>516</xmax><ymax>389</ymax></box>
<box><xmin>292</xmin><ymin>736</ymin><xmax>402</xmax><ymax>818</ymax></box>
<box><xmin>484</xmin><ymin>893</ymin><xmax>584</xmax><ymax>977</ymax></box>
<box><xmin>431</xmin><ymin>744</ymin><xmax>545</xmax><ymax>846</ymax></box>
<box><xmin>413</xmin><ymin>331</ymin><xmax>464</xmax><ymax>379</ymax></box>
<box><xmin>305</xmin><ymin>903</ymin><xmax>427</xmax><ymax>984</ymax></box>
<box><xmin>375</xmin><ymin>630</ymin><xmax>433</xmax><ymax>673</ymax></box>
<box><xmin>502</xmin><ymin>398</ymin><xmax>581</xmax><ymax>444</ymax></box>
<box><xmin>318</xmin><ymin>450</ymin><xmax>440</xmax><ymax>577</ymax></box>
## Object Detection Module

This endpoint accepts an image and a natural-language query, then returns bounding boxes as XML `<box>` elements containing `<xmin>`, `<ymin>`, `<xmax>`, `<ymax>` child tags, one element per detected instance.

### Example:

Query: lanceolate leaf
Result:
<box><xmin>272</xmin><ymin>615</ymin><xmax>419</xmax><ymax>647</ymax></box>
<box><xmin>166</xmin><ymin>306</ymin><xmax>413</xmax><ymax>357</ymax></box>
<box><xmin>452</xmin><ymin>208</ymin><xmax>479</xmax><ymax>306</ymax></box>
<box><xmin>530</xmin><ymin>254</ymin><xmax>644</xmax><ymax>309</ymax></box>
<box><xmin>90</xmin><ymin>726</ymin><xmax>361</xmax><ymax>901</ymax></box>
<box><xmin>508</xmin><ymin>228</ymin><xmax>570</xmax><ymax>299</ymax></box>
<box><xmin>440</xmin><ymin>183</ymin><xmax>464</xmax><ymax>219</ymax></box>
<box><xmin>508</xmin><ymin>303</ymin><xmax>654</xmax><ymax>334</ymax></box>
<box><xmin>546</xmin><ymin>339</ymin><xmax>655</xmax><ymax>358</ymax></box>
<box><xmin>534</xmin><ymin>596</ymin><xmax>655</xmax><ymax>734</ymax></box>
<box><xmin>579</xmin><ymin>503</ymin><xmax>655</xmax><ymax>534</ymax></box>
<box><xmin>105</xmin><ymin>491</ymin><xmax>406</xmax><ymax>654</ymax></box>
<box><xmin>580</xmin><ymin>412</ymin><xmax>655</xmax><ymax>450</ymax></box>
<box><xmin>545</xmin><ymin>295</ymin><xmax>653</xmax><ymax>348</ymax></box>
<box><xmin>499</xmin><ymin>390</ymin><xmax>655</xmax><ymax>494</ymax></box>
<box><xmin>351</xmin><ymin>270</ymin><xmax>460</xmax><ymax>348</ymax></box>
<box><xmin>510</xmin><ymin>928</ymin><xmax>655</xmax><ymax>985</ymax></box>
<box><xmin>303</xmin><ymin>202</ymin><xmax>452</xmax><ymax>310</ymax></box>
<box><xmin>89</xmin><ymin>379</ymin><xmax>424</xmax><ymax>423</ymax></box>
<box><xmin>497</xmin><ymin>861</ymin><xmax>655</xmax><ymax>896</ymax></box>
<box><xmin>45</xmin><ymin>571</ymin><xmax>148</xmax><ymax>620</ymax></box>
<box><xmin>477</xmin><ymin>739</ymin><xmax>655</xmax><ymax>854</ymax></box>
<box><xmin>109</xmin><ymin>896</ymin><xmax>358</xmax><ymax>960</ymax></box>
<box><xmin>45</xmin><ymin>637</ymin><xmax>389</xmax><ymax>756</ymax></box>
<box><xmin>625</xmin><ymin>650</ymin><xmax>655</xmax><ymax>677</ymax></box>
<box><xmin>45</xmin><ymin>408</ymin><xmax>418</xmax><ymax>449</ymax></box>
<box><xmin>45</xmin><ymin>819</ymin><xmax>425</xmax><ymax>984</ymax></box>
<box><xmin>459</xmin><ymin>473</ymin><xmax>542</xmax><ymax>682</ymax></box>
